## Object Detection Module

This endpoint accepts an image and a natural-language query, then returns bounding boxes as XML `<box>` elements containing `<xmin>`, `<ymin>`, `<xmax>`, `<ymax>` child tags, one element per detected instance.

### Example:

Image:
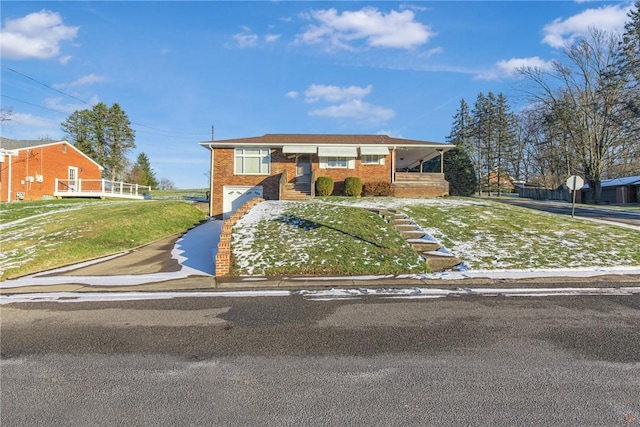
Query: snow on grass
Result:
<box><xmin>233</xmin><ymin>198</ymin><xmax>640</xmax><ymax>274</ymax></box>
<box><xmin>232</xmin><ymin>200</ymin><xmax>426</xmax><ymax>276</ymax></box>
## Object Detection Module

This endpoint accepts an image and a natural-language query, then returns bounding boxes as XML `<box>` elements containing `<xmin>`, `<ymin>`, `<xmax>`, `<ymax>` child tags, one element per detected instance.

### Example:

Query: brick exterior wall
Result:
<box><xmin>394</xmin><ymin>185</ymin><xmax>449</xmax><ymax>198</ymax></box>
<box><xmin>313</xmin><ymin>155</ymin><xmax>391</xmax><ymax>195</ymax></box>
<box><xmin>209</xmin><ymin>147</ymin><xmax>447</xmax><ymax>217</ymax></box>
<box><xmin>0</xmin><ymin>142</ymin><xmax>102</xmax><ymax>202</ymax></box>
<box><xmin>210</xmin><ymin>148</ymin><xmax>393</xmax><ymax>217</ymax></box>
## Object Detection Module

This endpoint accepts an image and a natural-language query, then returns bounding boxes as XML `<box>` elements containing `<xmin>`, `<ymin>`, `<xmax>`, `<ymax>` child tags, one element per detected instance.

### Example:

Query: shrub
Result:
<box><xmin>343</xmin><ymin>177</ymin><xmax>363</xmax><ymax>197</ymax></box>
<box><xmin>362</xmin><ymin>181</ymin><xmax>395</xmax><ymax>197</ymax></box>
<box><xmin>315</xmin><ymin>176</ymin><xmax>334</xmax><ymax>196</ymax></box>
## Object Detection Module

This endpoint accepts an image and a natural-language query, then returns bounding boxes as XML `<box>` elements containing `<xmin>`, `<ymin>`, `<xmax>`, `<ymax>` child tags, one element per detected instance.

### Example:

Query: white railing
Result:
<box><xmin>54</xmin><ymin>179</ymin><xmax>151</xmax><ymax>199</ymax></box>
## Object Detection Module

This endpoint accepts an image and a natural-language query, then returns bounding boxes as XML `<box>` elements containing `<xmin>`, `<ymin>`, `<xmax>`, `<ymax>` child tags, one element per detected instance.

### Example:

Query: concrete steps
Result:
<box><xmin>379</xmin><ymin>209</ymin><xmax>462</xmax><ymax>272</ymax></box>
<box><xmin>281</xmin><ymin>183</ymin><xmax>311</xmax><ymax>200</ymax></box>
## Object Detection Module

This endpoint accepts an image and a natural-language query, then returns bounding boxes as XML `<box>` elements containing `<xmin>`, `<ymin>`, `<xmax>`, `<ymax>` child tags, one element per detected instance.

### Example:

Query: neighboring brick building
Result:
<box><xmin>0</xmin><ymin>138</ymin><xmax>103</xmax><ymax>202</ymax></box>
<box><xmin>200</xmin><ymin>134</ymin><xmax>454</xmax><ymax>218</ymax></box>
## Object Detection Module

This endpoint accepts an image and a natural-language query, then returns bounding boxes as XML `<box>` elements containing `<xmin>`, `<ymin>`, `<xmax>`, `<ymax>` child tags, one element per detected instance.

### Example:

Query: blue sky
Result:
<box><xmin>0</xmin><ymin>1</ymin><xmax>635</xmax><ymax>189</ymax></box>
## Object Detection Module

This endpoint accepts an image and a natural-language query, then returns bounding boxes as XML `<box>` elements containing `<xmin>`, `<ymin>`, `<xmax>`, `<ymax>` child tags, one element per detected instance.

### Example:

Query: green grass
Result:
<box><xmin>403</xmin><ymin>199</ymin><xmax>640</xmax><ymax>270</ymax></box>
<box><xmin>152</xmin><ymin>188</ymin><xmax>209</xmax><ymax>200</ymax></box>
<box><xmin>231</xmin><ymin>202</ymin><xmax>428</xmax><ymax>276</ymax></box>
<box><xmin>0</xmin><ymin>199</ymin><xmax>205</xmax><ymax>280</ymax></box>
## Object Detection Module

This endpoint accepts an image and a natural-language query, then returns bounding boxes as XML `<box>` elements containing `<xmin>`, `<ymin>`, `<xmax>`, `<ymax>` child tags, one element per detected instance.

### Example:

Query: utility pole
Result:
<box><xmin>211</xmin><ymin>125</ymin><xmax>215</xmax><ymax>141</ymax></box>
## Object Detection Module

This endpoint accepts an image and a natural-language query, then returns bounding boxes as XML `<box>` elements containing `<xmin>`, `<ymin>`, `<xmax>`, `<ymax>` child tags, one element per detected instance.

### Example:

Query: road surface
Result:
<box><xmin>493</xmin><ymin>198</ymin><xmax>640</xmax><ymax>229</ymax></box>
<box><xmin>2</xmin><ymin>291</ymin><xmax>639</xmax><ymax>426</ymax></box>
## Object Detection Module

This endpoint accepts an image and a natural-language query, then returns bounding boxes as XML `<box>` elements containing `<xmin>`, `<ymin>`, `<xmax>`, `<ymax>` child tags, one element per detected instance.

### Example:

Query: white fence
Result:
<box><xmin>54</xmin><ymin>179</ymin><xmax>151</xmax><ymax>200</ymax></box>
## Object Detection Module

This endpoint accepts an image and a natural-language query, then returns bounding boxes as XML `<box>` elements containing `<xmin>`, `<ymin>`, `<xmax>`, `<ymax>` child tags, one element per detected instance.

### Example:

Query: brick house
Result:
<box><xmin>0</xmin><ymin>138</ymin><xmax>103</xmax><ymax>202</ymax></box>
<box><xmin>200</xmin><ymin>134</ymin><xmax>454</xmax><ymax>218</ymax></box>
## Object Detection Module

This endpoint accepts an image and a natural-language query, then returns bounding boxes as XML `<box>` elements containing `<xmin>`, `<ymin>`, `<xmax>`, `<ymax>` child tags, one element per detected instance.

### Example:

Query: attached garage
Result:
<box><xmin>222</xmin><ymin>185</ymin><xmax>263</xmax><ymax>219</ymax></box>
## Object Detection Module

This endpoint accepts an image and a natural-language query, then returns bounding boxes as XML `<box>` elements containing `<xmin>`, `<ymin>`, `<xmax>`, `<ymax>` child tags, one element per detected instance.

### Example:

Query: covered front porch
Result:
<box><xmin>54</xmin><ymin>178</ymin><xmax>151</xmax><ymax>200</ymax></box>
<box><xmin>391</xmin><ymin>145</ymin><xmax>450</xmax><ymax>197</ymax></box>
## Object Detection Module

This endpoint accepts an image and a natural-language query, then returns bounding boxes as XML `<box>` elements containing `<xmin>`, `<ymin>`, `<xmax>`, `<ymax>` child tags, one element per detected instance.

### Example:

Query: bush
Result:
<box><xmin>362</xmin><ymin>181</ymin><xmax>395</xmax><ymax>197</ymax></box>
<box><xmin>343</xmin><ymin>177</ymin><xmax>363</xmax><ymax>197</ymax></box>
<box><xmin>315</xmin><ymin>176</ymin><xmax>334</xmax><ymax>196</ymax></box>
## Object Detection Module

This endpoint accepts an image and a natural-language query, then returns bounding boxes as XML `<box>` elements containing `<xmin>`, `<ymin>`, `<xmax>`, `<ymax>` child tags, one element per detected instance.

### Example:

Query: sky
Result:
<box><xmin>0</xmin><ymin>1</ymin><xmax>636</xmax><ymax>189</ymax></box>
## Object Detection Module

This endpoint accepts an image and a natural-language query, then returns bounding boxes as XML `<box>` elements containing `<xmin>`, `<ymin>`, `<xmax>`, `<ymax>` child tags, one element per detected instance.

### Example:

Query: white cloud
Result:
<box><xmin>542</xmin><ymin>4</ymin><xmax>631</xmax><ymax>48</ymax></box>
<box><xmin>44</xmin><ymin>96</ymin><xmax>99</xmax><ymax>114</ymax></box>
<box><xmin>233</xmin><ymin>27</ymin><xmax>259</xmax><ymax>48</ymax></box>
<box><xmin>292</xmin><ymin>83</ymin><xmax>394</xmax><ymax>124</ymax></box>
<box><xmin>297</xmin><ymin>7</ymin><xmax>435</xmax><ymax>50</ymax></box>
<box><xmin>53</xmin><ymin>74</ymin><xmax>107</xmax><ymax>89</ymax></box>
<box><xmin>303</xmin><ymin>84</ymin><xmax>373</xmax><ymax>103</ymax></box>
<box><xmin>285</xmin><ymin>91</ymin><xmax>299</xmax><ymax>99</ymax></box>
<box><xmin>309</xmin><ymin>99</ymin><xmax>395</xmax><ymax>122</ymax></box>
<box><xmin>0</xmin><ymin>10</ymin><xmax>79</xmax><ymax>60</ymax></box>
<box><xmin>265</xmin><ymin>34</ymin><xmax>280</xmax><ymax>43</ymax></box>
<box><xmin>476</xmin><ymin>56</ymin><xmax>555</xmax><ymax>80</ymax></box>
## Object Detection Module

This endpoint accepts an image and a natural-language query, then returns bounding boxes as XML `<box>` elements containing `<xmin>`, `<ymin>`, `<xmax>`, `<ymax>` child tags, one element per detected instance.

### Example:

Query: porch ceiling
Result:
<box><xmin>395</xmin><ymin>147</ymin><xmax>446</xmax><ymax>170</ymax></box>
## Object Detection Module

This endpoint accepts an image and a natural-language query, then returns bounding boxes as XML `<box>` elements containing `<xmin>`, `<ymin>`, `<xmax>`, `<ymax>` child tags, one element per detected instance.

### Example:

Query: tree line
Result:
<box><xmin>447</xmin><ymin>2</ymin><xmax>640</xmax><ymax>201</ymax></box>
<box><xmin>61</xmin><ymin>102</ymin><xmax>160</xmax><ymax>189</ymax></box>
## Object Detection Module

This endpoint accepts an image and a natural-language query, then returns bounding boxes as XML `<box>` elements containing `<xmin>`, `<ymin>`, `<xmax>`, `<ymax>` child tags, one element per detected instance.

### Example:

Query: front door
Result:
<box><xmin>296</xmin><ymin>154</ymin><xmax>312</xmax><ymax>183</ymax></box>
<box><xmin>68</xmin><ymin>166</ymin><xmax>78</xmax><ymax>191</ymax></box>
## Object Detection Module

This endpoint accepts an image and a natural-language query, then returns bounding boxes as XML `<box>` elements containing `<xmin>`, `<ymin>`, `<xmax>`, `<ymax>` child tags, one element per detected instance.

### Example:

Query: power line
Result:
<box><xmin>1</xmin><ymin>65</ymin><xmax>208</xmax><ymax>137</ymax></box>
<box><xmin>2</xmin><ymin>94</ymin><xmax>205</xmax><ymax>140</ymax></box>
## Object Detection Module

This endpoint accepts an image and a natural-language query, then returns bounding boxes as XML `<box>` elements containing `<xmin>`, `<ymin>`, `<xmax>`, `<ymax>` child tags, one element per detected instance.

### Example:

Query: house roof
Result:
<box><xmin>200</xmin><ymin>133</ymin><xmax>451</xmax><ymax>148</ymax></box>
<box><xmin>0</xmin><ymin>137</ymin><xmax>104</xmax><ymax>170</ymax></box>
<box><xmin>200</xmin><ymin>134</ymin><xmax>454</xmax><ymax>169</ymax></box>
<box><xmin>581</xmin><ymin>175</ymin><xmax>640</xmax><ymax>189</ymax></box>
<box><xmin>600</xmin><ymin>175</ymin><xmax>640</xmax><ymax>187</ymax></box>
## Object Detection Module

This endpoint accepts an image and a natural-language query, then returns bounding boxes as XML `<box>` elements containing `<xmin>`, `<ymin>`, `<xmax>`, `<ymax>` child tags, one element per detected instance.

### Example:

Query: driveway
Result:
<box><xmin>0</xmin><ymin>220</ymin><xmax>222</xmax><ymax>291</ymax></box>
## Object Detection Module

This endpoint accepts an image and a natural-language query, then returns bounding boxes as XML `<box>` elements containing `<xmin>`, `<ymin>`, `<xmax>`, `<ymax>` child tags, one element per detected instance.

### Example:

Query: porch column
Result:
<box><xmin>419</xmin><ymin>160</ymin><xmax>424</xmax><ymax>175</ymax></box>
<box><xmin>391</xmin><ymin>148</ymin><xmax>396</xmax><ymax>183</ymax></box>
<box><xmin>439</xmin><ymin>149</ymin><xmax>444</xmax><ymax>174</ymax></box>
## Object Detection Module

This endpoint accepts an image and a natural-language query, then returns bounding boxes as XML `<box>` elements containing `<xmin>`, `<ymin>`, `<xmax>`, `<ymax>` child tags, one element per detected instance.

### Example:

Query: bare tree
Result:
<box><xmin>0</xmin><ymin>108</ymin><xmax>13</xmax><ymax>126</ymax></box>
<box><xmin>519</xmin><ymin>29</ymin><xmax>639</xmax><ymax>202</ymax></box>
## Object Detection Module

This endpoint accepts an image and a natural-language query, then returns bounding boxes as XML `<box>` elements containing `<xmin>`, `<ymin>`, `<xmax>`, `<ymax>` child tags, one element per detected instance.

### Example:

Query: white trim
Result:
<box><xmin>361</xmin><ymin>154</ymin><xmax>385</xmax><ymax>165</ymax></box>
<box><xmin>317</xmin><ymin>146</ymin><xmax>357</xmax><ymax>158</ymax></box>
<box><xmin>234</xmin><ymin>147</ymin><xmax>270</xmax><ymax>175</ymax></box>
<box><xmin>222</xmin><ymin>186</ymin><xmax>263</xmax><ymax>219</ymax></box>
<box><xmin>319</xmin><ymin>157</ymin><xmax>355</xmax><ymax>169</ymax></box>
<box><xmin>282</xmin><ymin>145</ymin><xmax>317</xmax><ymax>154</ymax></box>
<box><xmin>4</xmin><ymin>140</ymin><xmax>104</xmax><ymax>171</ymax></box>
<box><xmin>360</xmin><ymin>146</ymin><xmax>389</xmax><ymax>155</ymax></box>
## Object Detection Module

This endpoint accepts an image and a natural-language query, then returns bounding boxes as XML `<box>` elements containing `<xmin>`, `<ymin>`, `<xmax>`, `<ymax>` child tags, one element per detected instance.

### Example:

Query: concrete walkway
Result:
<box><xmin>0</xmin><ymin>220</ymin><xmax>222</xmax><ymax>293</ymax></box>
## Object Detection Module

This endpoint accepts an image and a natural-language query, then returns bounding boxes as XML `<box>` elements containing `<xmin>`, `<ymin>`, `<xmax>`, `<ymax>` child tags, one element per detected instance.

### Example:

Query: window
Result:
<box><xmin>234</xmin><ymin>148</ymin><xmax>270</xmax><ymax>174</ymax></box>
<box><xmin>361</xmin><ymin>154</ymin><xmax>385</xmax><ymax>165</ymax></box>
<box><xmin>327</xmin><ymin>157</ymin><xmax>348</xmax><ymax>168</ymax></box>
<box><xmin>320</xmin><ymin>157</ymin><xmax>355</xmax><ymax>169</ymax></box>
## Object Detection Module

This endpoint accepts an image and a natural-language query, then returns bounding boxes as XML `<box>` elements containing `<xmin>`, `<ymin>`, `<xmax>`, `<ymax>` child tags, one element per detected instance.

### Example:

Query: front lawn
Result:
<box><xmin>231</xmin><ymin>198</ymin><xmax>640</xmax><ymax>275</ymax></box>
<box><xmin>231</xmin><ymin>201</ymin><xmax>427</xmax><ymax>276</ymax></box>
<box><xmin>0</xmin><ymin>199</ymin><xmax>205</xmax><ymax>280</ymax></box>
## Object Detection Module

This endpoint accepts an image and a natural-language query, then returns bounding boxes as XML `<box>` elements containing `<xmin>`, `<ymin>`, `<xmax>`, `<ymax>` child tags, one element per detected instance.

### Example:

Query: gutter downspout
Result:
<box><xmin>209</xmin><ymin>146</ymin><xmax>214</xmax><ymax>217</ymax></box>
<box><xmin>8</xmin><ymin>152</ymin><xmax>13</xmax><ymax>202</ymax></box>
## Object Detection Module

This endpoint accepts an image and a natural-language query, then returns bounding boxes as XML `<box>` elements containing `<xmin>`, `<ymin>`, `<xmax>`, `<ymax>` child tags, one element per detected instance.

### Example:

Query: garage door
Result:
<box><xmin>222</xmin><ymin>186</ymin><xmax>263</xmax><ymax>219</ymax></box>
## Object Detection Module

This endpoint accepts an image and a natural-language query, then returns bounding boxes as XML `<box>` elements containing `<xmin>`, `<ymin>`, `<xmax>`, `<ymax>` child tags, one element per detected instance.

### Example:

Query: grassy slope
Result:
<box><xmin>231</xmin><ymin>202</ymin><xmax>427</xmax><ymax>276</ymax></box>
<box><xmin>0</xmin><ymin>199</ymin><xmax>205</xmax><ymax>280</ymax></box>
<box><xmin>404</xmin><ymin>199</ymin><xmax>640</xmax><ymax>270</ymax></box>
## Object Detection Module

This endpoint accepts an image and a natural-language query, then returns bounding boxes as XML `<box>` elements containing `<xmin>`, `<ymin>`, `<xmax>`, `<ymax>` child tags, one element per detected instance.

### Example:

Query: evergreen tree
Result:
<box><xmin>446</xmin><ymin>99</ymin><xmax>478</xmax><ymax>196</ymax></box>
<box><xmin>129</xmin><ymin>152</ymin><xmax>158</xmax><ymax>189</ymax></box>
<box><xmin>443</xmin><ymin>146</ymin><xmax>478</xmax><ymax>197</ymax></box>
<box><xmin>61</xmin><ymin>102</ymin><xmax>136</xmax><ymax>180</ymax></box>
<box><xmin>494</xmin><ymin>93</ymin><xmax>518</xmax><ymax>196</ymax></box>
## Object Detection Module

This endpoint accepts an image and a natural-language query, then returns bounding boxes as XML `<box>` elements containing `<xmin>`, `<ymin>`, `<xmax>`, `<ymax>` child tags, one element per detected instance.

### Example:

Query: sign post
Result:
<box><xmin>566</xmin><ymin>175</ymin><xmax>584</xmax><ymax>218</ymax></box>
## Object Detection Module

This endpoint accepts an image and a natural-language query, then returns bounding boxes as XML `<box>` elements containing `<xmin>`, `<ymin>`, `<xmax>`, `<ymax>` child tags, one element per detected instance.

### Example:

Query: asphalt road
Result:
<box><xmin>2</xmin><ymin>292</ymin><xmax>640</xmax><ymax>426</ymax></box>
<box><xmin>492</xmin><ymin>198</ymin><xmax>640</xmax><ymax>228</ymax></box>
